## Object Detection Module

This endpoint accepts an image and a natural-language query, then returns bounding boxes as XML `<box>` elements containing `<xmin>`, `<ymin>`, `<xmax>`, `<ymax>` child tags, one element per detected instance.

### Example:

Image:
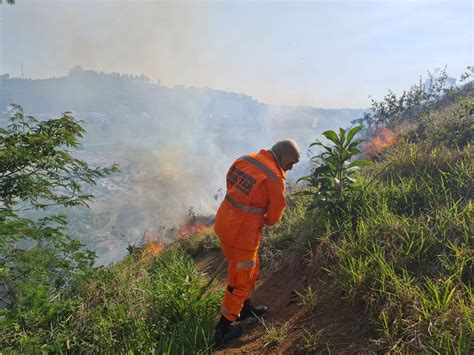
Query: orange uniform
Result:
<box><xmin>214</xmin><ymin>149</ymin><xmax>286</xmax><ymax>321</ymax></box>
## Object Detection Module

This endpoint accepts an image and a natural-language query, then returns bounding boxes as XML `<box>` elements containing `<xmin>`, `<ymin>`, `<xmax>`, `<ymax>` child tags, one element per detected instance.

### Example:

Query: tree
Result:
<box><xmin>352</xmin><ymin>67</ymin><xmax>466</xmax><ymax>130</ymax></box>
<box><xmin>0</xmin><ymin>105</ymin><xmax>117</xmax><ymax>211</ymax></box>
<box><xmin>0</xmin><ymin>105</ymin><xmax>118</xmax><ymax>347</ymax></box>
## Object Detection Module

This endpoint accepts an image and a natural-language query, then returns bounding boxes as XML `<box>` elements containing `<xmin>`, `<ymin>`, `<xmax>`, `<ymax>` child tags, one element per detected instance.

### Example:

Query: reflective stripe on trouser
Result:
<box><xmin>219</xmin><ymin>241</ymin><xmax>259</xmax><ymax>321</ymax></box>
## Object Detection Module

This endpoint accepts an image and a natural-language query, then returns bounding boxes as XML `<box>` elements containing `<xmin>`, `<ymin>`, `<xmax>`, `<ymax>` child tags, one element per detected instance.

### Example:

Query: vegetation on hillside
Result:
<box><xmin>0</xmin><ymin>107</ymin><xmax>220</xmax><ymax>352</ymax></box>
<box><xmin>1</xmin><ymin>69</ymin><xmax>472</xmax><ymax>353</ymax></box>
<box><xmin>263</xmin><ymin>74</ymin><xmax>473</xmax><ymax>353</ymax></box>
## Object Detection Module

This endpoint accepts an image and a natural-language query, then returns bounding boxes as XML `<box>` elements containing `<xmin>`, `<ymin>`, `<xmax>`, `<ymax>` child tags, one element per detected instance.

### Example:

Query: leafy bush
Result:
<box><xmin>298</xmin><ymin>125</ymin><xmax>372</xmax><ymax>212</ymax></box>
<box><xmin>353</xmin><ymin>67</ymin><xmax>472</xmax><ymax>130</ymax></box>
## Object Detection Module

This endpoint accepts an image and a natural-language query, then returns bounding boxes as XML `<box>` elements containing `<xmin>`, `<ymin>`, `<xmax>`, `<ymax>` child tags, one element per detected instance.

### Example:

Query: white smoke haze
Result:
<box><xmin>1</xmin><ymin>0</ymin><xmax>370</xmax><ymax>264</ymax></box>
<box><xmin>0</xmin><ymin>68</ymin><xmax>366</xmax><ymax>264</ymax></box>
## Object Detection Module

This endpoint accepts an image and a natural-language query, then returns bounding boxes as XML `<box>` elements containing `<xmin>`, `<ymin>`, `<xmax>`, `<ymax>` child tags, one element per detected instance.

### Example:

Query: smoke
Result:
<box><xmin>132</xmin><ymin>144</ymin><xmax>224</xmax><ymax>224</ymax></box>
<box><xmin>2</xmin><ymin>74</ymin><xmax>364</xmax><ymax>266</ymax></box>
<box><xmin>2</xmin><ymin>2</ymin><xmax>213</xmax><ymax>83</ymax></box>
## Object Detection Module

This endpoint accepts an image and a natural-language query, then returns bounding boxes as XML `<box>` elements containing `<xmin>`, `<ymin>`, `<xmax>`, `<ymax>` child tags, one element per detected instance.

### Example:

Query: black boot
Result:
<box><xmin>237</xmin><ymin>299</ymin><xmax>267</xmax><ymax>321</ymax></box>
<box><xmin>214</xmin><ymin>315</ymin><xmax>242</xmax><ymax>347</ymax></box>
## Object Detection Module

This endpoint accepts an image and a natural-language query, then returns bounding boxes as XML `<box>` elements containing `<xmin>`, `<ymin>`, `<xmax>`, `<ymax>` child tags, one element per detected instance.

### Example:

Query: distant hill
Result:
<box><xmin>0</xmin><ymin>67</ymin><xmax>365</xmax><ymax>154</ymax></box>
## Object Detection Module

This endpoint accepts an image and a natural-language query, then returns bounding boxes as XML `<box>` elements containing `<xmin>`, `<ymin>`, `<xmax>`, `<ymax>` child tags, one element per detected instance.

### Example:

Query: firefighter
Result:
<box><xmin>213</xmin><ymin>139</ymin><xmax>301</xmax><ymax>346</ymax></box>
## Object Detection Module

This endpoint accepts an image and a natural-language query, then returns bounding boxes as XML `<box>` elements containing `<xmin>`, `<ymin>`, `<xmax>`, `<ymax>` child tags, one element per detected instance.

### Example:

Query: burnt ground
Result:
<box><xmin>195</xmin><ymin>247</ymin><xmax>381</xmax><ymax>354</ymax></box>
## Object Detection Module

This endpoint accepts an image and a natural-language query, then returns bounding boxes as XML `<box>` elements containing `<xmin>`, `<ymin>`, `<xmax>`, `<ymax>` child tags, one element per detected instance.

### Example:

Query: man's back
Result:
<box><xmin>214</xmin><ymin>149</ymin><xmax>286</xmax><ymax>250</ymax></box>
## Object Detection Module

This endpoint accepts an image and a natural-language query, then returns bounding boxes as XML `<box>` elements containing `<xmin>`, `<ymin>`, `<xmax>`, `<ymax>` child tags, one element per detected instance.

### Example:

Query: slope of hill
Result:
<box><xmin>1</xmin><ymin>75</ymin><xmax>472</xmax><ymax>353</ymax></box>
<box><xmin>193</xmin><ymin>85</ymin><xmax>473</xmax><ymax>353</ymax></box>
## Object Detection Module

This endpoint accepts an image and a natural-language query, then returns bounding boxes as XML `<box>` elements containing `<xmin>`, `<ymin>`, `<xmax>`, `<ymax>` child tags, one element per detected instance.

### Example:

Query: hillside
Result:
<box><xmin>1</xmin><ymin>78</ymin><xmax>472</xmax><ymax>353</ymax></box>
<box><xmin>191</xmin><ymin>84</ymin><xmax>474</xmax><ymax>353</ymax></box>
<box><xmin>0</xmin><ymin>68</ymin><xmax>364</xmax><ymax>150</ymax></box>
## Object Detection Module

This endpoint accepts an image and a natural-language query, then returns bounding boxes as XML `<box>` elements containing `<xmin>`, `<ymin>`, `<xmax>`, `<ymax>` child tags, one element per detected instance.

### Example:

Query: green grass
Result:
<box><xmin>266</xmin><ymin>137</ymin><xmax>473</xmax><ymax>353</ymax></box>
<box><xmin>1</xmin><ymin>246</ymin><xmax>222</xmax><ymax>353</ymax></box>
<box><xmin>255</xmin><ymin>94</ymin><xmax>474</xmax><ymax>353</ymax></box>
<box><xmin>256</xmin><ymin>317</ymin><xmax>288</xmax><ymax>348</ymax></box>
<box><xmin>302</xmin><ymin>328</ymin><xmax>324</xmax><ymax>351</ymax></box>
<box><xmin>2</xmin><ymin>90</ymin><xmax>472</xmax><ymax>354</ymax></box>
<box><xmin>296</xmin><ymin>286</ymin><xmax>318</xmax><ymax>310</ymax></box>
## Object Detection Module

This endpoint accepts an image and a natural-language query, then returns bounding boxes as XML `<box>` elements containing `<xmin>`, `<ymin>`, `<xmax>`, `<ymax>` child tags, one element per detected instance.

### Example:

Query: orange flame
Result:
<box><xmin>364</xmin><ymin>126</ymin><xmax>395</xmax><ymax>159</ymax></box>
<box><xmin>139</xmin><ymin>216</ymin><xmax>214</xmax><ymax>259</ymax></box>
<box><xmin>176</xmin><ymin>215</ymin><xmax>214</xmax><ymax>238</ymax></box>
<box><xmin>140</xmin><ymin>228</ymin><xmax>165</xmax><ymax>259</ymax></box>
<box><xmin>140</xmin><ymin>240</ymin><xmax>164</xmax><ymax>259</ymax></box>
<box><xmin>177</xmin><ymin>223</ymin><xmax>205</xmax><ymax>237</ymax></box>
<box><xmin>147</xmin><ymin>240</ymin><xmax>164</xmax><ymax>254</ymax></box>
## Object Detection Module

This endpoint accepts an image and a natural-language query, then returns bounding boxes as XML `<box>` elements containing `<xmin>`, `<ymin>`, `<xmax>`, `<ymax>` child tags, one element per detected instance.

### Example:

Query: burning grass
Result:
<box><xmin>176</xmin><ymin>215</ymin><xmax>214</xmax><ymax>237</ymax></box>
<box><xmin>137</xmin><ymin>215</ymin><xmax>215</xmax><ymax>260</ymax></box>
<box><xmin>363</xmin><ymin>126</ymin><xmax>396</xmax><ymax>159</ymax></box>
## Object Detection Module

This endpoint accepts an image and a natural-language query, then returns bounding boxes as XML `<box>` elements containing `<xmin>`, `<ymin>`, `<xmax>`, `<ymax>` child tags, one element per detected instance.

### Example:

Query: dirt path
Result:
<box><xmin>197</xmin><ymin>248</ymin><xmax>379</xmax><ymax>354</ymax></box>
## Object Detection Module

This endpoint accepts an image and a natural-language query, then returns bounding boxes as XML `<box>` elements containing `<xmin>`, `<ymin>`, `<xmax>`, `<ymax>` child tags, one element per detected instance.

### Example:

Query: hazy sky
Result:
<box><xmin>1</xmin><ymin>0</ymin><xmax>472</xmax><ymax>108</ymax></box>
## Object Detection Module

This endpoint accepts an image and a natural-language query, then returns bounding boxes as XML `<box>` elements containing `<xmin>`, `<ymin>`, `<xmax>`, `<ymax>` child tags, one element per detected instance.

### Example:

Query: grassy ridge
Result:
<box><xmin>261</xmin><ymin>94</ymin><xmax>473</xmax><ymax>353</ymax></box>
<box><xmin>327</xmin><ymin>146</ymin><xmax>472</xmax><ymax>352</ymax></box>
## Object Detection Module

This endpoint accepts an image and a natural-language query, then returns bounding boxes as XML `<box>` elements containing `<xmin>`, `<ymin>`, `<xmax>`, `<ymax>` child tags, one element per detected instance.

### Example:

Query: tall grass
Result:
<box><xmin>266</xmin><ymin>92</ymin><xmax>473</xmax><ymax>352</ymax></box>
<box><xmin>331</xmin><ymin>146</ymin><xmax>473</xmax><ymax>353</ymax></box>
<box><xmin>1</xmin><ymin>247</ymin><xmax>221</xmax><ymax>353</ymax></box>
<box><xmin>274</xmin><ymin>140</ymin><xmax>473</xmax><ymax>353</ymax></box>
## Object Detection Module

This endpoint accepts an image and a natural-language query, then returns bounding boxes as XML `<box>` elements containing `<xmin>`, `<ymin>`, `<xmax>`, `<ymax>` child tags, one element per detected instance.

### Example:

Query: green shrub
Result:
<box><xmin>298</xmin><ymin>125</ymin><xmax>372</xmax><ymax>212</ymax></box>
<box><xmin>0</xmin><ymin>107</ymin><xmax>221</xmax><ymax>353</ymax></box>
<box><xmin>411</xmin><ymin>97</ymin><xmax>474</xmax><ymax>149</ymax></box>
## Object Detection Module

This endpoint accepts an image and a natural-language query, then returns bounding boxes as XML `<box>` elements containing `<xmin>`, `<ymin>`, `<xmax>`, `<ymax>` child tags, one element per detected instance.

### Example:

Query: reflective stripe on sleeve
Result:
<box><xmin>225</xmin><ymin>194</ymin><xmax>266</xmax><ymax>215</ymax></box>
<box><xmin>241</xmin><ymin>155</ymin><xmax>277</xmax><ymax>182</ymax></box>
<box><xmin>236</xmin><ymin>260</ymin><xmax>257</xmax><ymax>269</ymax></box>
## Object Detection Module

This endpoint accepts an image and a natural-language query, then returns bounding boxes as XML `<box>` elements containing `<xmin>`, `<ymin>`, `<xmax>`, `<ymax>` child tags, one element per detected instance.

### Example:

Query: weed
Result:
<box><xmin>263</xmin><ymin>324</ymin><xmax>288</xmax><ymax>347</ymax></box>
<box><xmin>302</xmin><ymin>327</ymin><xmax>324</xmax><ymax>351</ymax></box>
<box><xmin>255</xmin><ymin>316</ymin><xmax>288</xmax><ymax>348</ymax></box>
<box><xmin>296</xmin><ymin>286</ymin><xmax>318</xmax><ymax>310</ymax></box>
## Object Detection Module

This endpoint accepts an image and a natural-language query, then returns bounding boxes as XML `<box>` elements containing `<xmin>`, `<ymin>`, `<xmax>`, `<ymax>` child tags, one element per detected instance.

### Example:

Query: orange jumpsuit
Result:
<box><xmin>214</xmin><ymin>149</ymin><xmax>286</xmax><ymax>321</ymax></box>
